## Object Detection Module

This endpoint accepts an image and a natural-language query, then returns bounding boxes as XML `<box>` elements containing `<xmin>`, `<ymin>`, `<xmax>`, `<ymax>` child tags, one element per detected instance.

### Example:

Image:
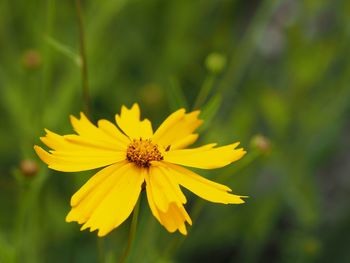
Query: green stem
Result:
<box><xmin>193</xmin><ymin>74</ymin><xmax>216</xmax><ymax>110</ymax></box>
<box><xmin>217</xmin><ymin>0</ymin><xmax>283</xmax><ymax>98</ymax></box>
<box><xmin>97</xmin><ymin>237</ymin><xmax>105</xmax><ymax>263</ymax></box>
<box><xmin>75</xmin><ymin>0</ymin><xmax>90</xmax><ymax>115</ymax></box>
<box><xmin>13</xmin><ymin>170</ymin><xmax>49</xmax><ymax>262</ymax></box>
<box><xmin>118</xmin><ymin>198</ymin><xmax>141</xmax><ymax>263</ymax></box>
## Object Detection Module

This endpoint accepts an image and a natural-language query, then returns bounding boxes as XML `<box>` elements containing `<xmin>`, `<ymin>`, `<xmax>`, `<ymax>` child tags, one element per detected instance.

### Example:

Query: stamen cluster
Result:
<box><xmin>126</xmin><ymin>138</ymin><xmax>163</xmax><ymax>167</ymax></box>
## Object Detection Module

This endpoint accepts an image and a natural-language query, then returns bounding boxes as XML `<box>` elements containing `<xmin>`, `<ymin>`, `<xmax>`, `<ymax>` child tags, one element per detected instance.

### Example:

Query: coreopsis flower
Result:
<box><xmin>34</xmin><ymin>104</ymin><xmax>246</xmax><ymax>236</ymax></box>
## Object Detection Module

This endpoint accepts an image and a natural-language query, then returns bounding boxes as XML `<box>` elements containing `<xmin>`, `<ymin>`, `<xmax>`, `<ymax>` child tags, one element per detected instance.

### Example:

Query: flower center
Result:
<box><xmin>126</xmin><ymin>139</ymin><xmax>163</xmax><ymax>168</ymax></box>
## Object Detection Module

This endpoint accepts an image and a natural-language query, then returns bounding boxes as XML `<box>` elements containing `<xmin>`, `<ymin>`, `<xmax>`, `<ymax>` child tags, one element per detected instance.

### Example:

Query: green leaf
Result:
<box><xmin>45</xmin><ymin>36</ymin><xmax>81</xmax><ymax>66</ymax></box>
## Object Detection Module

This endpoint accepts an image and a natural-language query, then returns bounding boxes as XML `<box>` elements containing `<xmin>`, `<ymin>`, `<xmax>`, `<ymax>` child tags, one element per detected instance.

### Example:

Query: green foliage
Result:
<box><xmin>1</xmin><ymin>0</ymin><xmax>350</xmax><ymax>262</ymax></box>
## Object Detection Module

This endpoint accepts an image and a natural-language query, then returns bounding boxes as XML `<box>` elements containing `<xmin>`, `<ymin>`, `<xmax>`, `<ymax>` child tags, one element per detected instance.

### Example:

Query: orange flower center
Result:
<box><xmin>126</xmin><ymin>139</ymin><xmax>163</xmax><ymax>168</ymax></box>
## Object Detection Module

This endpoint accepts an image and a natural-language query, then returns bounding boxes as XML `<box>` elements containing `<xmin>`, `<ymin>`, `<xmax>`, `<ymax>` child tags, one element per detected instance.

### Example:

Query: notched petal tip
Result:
<box><xmin>131</xmin><ymin>102</ymin><xmax>140</xmax><ymax>109</ymax></box>
<box><xmin>229</xmin><ymin>195</ymin><xmax>248</xmax><ymax>204</ymax></box>
<box><xmin>97</xmin><ymin>229</ymin><xmax>108</xmax><ymax>237</ymax></box>
<box><xmin>231</xmin><ymin>142</ymin><xmax>241</xmax><ymax>148</ymax></box>
<box><xmin>179</xmin><ymin>225</ymin><xmax>188</xmax><ymax>236</ymax></box>
<box><xmin>69</xmin><ymin>114</ymin><xmax>79</xmax><ymax>127</ymax></box>
<box><xmin>34</xmin><ymin>145</ymin><xmax>50</xmax><ymax>164</ymax></box>
<box><xmin>69</xmin><ymin>114</ymin><xmax>77</xmax><ymax>121</ymax></box>
<box><xmin>175</xmin><ymin>108</ymin><xmax>186</xmax><ymax>115</ymax></box>
<box><xmin>240</xmin><ymin>195</ymin><xmax>249</xmax><ymax>200</ymax></box>
<box><xmin>65</xmin><ymin>212</ymin><xmax>74</xmax><ymax>223</ymax></box>
<box><xmin>122</xmin><ymin>103</ymin><xmax>140</xmax><ymax>115</ymax></box>
<box><xmin>80</xmin><ymin>224</ymin><xmax>88</xmax><ymax>231</ymax></box>
<box><xmin>70</xmin><ymin>195</ymin><xmax>78</xmax><ymax>207</ymax></box>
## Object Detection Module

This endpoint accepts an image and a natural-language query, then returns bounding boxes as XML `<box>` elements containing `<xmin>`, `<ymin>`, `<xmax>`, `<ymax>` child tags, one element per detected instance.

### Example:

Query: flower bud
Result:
<box><xmin>22</xmin><ymin>49</ymin><xmax>42</xmax><ymax>70</ymax></box>
<box><xmin>20</xmin><ymin>159</ymin><xmax>39</xmax><ymax>177</ymax></box>
<box><xmin>250</xmin><ymin>134</ymin><xmax>271</xmax><ymax>154</ymax></box>
<box><xmin>205</xmin><ymin>52</ymin><xmax>227</xmax><ymax>74</ymax></box>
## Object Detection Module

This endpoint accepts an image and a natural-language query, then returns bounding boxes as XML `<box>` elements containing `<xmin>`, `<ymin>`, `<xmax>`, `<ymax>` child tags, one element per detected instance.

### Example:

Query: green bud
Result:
<box><xmin>205</xmin><ymin>52</ymin><xmax>226</xmax><ymax>74</ymax></box>
<box><xmin>250</xmin><ymin>134</ymin><xmax>271</xmax><ymax>154</ymax></box>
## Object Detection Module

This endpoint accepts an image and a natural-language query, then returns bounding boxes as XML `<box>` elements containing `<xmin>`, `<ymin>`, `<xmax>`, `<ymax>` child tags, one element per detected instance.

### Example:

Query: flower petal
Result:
<box><xmin>170</xmin><ymin>134</ymin><xmax>199</xmax><ymax>150</ymax></box>
<box><xmin>157</xmin><ymin>203</ymin><xmax>192</xmax><ymax>235</ymax></box>
<box><xmin>34</xmin><ymin>145</ymin><xmax>125</xmax><ymax>172</ymax></box>
<box><xmin>153</xmin><ymin>109</ymin><xmax>202</xmax><ymax>150</ymax></box>
<box><xmin>115</xmin><ymin>103</ymin><xmax>153</xmax><ymax>139</ymax></box>
<box><xmin>67</xmin><ymin>163</ymin><xmax>144</xmax><ymax>237</ymax></box>
<box><xmin>70</xmin><ymin>161</ymin><xmax>127</xmax><ymax>207</ymax></box>
<box><xmin>145</xmin><ymin>168</ymin><xmax>191</xmax><ymax>235</ymax></box>
<box><xmin>70</xmin><ymin>112</ymin><xmax>129</xmax><ymax>150</ymax></box>
<box><xmin>66</xmin><ymin>162</ymin><xmax>128</xmax><ymax>224</ymax></box>
<box><xmin>164</xmin><ymin>142</ymin><xmax>246</xmax><ymax>169</ymax></box>
<box><xmin>146</xmin><ymin>165</ymin><xmax>186</xmax><ymax>212</ymax></box>
<box><xmin>97</xmin><ymin>119</ymin><xmax>130</xmax><ymax>145</ymax></box>
<box><xmin>165</xmin><ymin>163</ymin><xmax>246</xmax><ymax>204</ymax></box>
<box><xmin>35</xmin><ymin>125</ymin><xmax>127</xmax><ymax>172</ymax></box>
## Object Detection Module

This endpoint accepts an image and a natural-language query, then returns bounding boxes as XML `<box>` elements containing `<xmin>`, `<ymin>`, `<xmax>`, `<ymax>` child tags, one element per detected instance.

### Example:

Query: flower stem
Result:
<box><xmin>118</xmin><ymin>198</ymin><xmax>141</xmax><ymax>263</ymax></box>
<box><xmin>97</xmin><ymin>237</ymin><xmax>105</xmax><ymax>263</ymax></box>
<box><xmin>217</xmin><ymin>0</ymin><xmax>282</xmax><ymax>99</ymax></box>
<box><xmin>75</xmin><ymin>0</ymin><xmax>90</xmax><ymax>115</ymax></box>
<box><xmin>193</xmin><ymin>74</ymin><xmax>215</xmax><ymax>110</ymax></box>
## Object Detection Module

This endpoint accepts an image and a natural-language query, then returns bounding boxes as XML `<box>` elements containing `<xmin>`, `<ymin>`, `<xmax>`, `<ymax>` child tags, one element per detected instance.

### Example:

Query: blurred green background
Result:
<box><xmin>1</xmin><ymin>0</ymin><xmax>350</xmax><ymax>262</ymax></box>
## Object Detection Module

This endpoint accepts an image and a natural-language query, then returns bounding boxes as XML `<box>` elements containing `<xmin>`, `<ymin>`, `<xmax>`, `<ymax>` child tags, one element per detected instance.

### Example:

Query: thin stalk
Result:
<box><xmin>97</xmin><ymin>237</ymin><xmax>105</xmax><ymax>263</ymax></box>
<box><xmin>75</xmin><ymin>0</ymin><xmax>90</xmax><ymax>115</ymax></box>
<box><xmin>13</xmin><ymin>170</ymin><xmax>49</xmax><ymax>262</ymax></box>
<box><xmin>217</xmin><ymin>0</ymin><xmax>283</xmax><ymax>99</ymax></box>
<box><xmin>118</xmin><ymin>198</ymin><xmax>141</xmax><ymax>263</ymax></box>
<box><xmin>193</xmin><ymin>74</ymin><xmax>215</xmax><ymax>110</ymax></box>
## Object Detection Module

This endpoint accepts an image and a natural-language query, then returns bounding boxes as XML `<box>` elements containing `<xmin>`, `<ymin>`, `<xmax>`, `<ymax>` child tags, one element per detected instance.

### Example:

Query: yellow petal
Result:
<box><xmin>34</xmin><ymin>145</ymin><xmax>125</xmax><ymax>172</ymax></box>
<box><xmin>62</xmin><ymin>134</ymin><xmax>121</xmax><ymax>151</ymax></box>
<box><xmin>170</xmin><ymin>134</ymin><xmax>199</xmax><ymax>150</ymax></box>
<box><xmin>164</xmin><ymin>142</ymin><xmax>246</xmax><ymax>169</ymax></box>
<box><xmin>41</xmin><ymin>128</ymin><xmax>122</xmax><ymax>154</ymax></box>
<box><xmin>157</xmin><ymin>203</ymin><xmax>192</xmax><ymax>235</ymax></box>
<box><xmin>97</xmin><ymin>119</ymin><xmax>130</xmax><ymax>145</ymax></box>
<box><xmin>115</xmin><ymin>103</ymin><xmax>153</xmax><ymax>139</ymax></box>
<box><xmin>153</xmin><ymin>109</ymin><xmax>203</xmax><ymax>150</ymax></box>
<box><xmin>68</xmin><ymin>163</ymin><xmax>144</xmax><ymax>237</ymax></box>
<box><xmin>66</xmin><ymin>162</ymin><xmax>128</xmax><ymax>224</ymax></box>
<box><xmin>144</xmin><ymin>172</ymin><xmax>161</xmax><ymax>221</ymax></box>
<box><xmin>165</xmin><ymin>163</ymin><xmax>246</xmax><ymax>204</ymax></box>
<box><xmin>70</xmin><ymin>113</ymin><xmax>129</xmax><ymax>150</ymax></box>
<box><xmin>145</xmin><ymin>169</ymin><xmax>191</xmax><ymax>235</ymax></box>
<box><xmin>147</xmin><ymin>166</ymin><xmax>186</xmax><ymax>212</ymax></box>
<box><xmin>40</xmin><ymin>129</ymin><xmax>67</xmax><ymax>150</ymax></box>
<box><xmin>70</xmin><ymin>161</ymin><xmax>127</xmax><ymax>207</ymax></box>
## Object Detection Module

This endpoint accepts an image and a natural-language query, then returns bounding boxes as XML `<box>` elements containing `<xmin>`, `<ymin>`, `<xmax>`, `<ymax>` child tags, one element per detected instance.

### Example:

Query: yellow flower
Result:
<box><xmin>34</xmin><ymin>103</ymin><xmax>246</xmax><ymax>236</ymax></box>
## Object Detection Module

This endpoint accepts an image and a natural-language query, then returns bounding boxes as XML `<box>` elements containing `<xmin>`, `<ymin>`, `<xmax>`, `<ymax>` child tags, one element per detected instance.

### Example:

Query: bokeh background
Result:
<box><xmin>1</xmin><ymin>0</ymin><xmax>350</xmax><ymax>262</ymax></box>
